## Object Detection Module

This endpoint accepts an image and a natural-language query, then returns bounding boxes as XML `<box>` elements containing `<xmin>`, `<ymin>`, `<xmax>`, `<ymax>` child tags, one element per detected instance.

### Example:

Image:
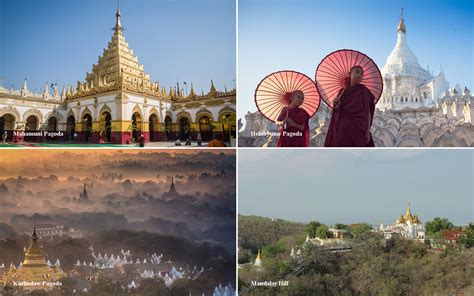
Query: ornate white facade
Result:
<box><xmin>239</xmin><ymin>10</ymin><xmax>474</xmax><ymax>147</ymax></box>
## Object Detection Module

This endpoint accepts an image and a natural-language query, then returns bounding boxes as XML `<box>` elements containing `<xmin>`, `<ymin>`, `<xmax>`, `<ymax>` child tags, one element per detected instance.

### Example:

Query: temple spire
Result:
<box><xmin>169</xmin><ymin>177</ymin><xmax>176</xmax><ymax>193</ymax></box>
<box><xmin>32</xmin><ymin>219</ymin><xmax>37</xmax><ymax>239</ymax></box>
<box><xmin>21</xmin><ymin>78</ymin><xmax>28</xmax><ymax>97</ymax></box>
<box><xmin>404</xmin><ymin>202</ymin><xmax>412</xmax><ymax>222</ymax></box>
<box><xmin>21</xmin><ymin>78</ymin><xmax>28</xmax><ymax>91</ymax></box>
<box><xmin>114</xmin><ymin>0</ymin><xmax>122</xmax><ymax>32</ymax></box>
<box><xmin>397</xmin><ymin>8</ymin><xmax>406</xmax><ymax>33</ymax></box>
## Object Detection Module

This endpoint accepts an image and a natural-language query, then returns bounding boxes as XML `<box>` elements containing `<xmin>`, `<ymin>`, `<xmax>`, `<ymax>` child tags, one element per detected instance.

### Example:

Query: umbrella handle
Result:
<box><xmin>284</xmin><ymin>106</ymin><xmax>289</xmax><ymax>130</ymax></box>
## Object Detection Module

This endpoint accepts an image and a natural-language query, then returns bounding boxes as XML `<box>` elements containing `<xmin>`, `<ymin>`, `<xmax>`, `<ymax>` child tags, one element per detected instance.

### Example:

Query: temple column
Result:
<box><xmin>141</xmin><ymin>120</ymin><xmax>150</xmax><ymax>143</ymax></box>
<box><xmin>111</xmin><ymin>120</ymin><xmax>133</xmax><ymax>144</ymax></box>
<box><xmin>91</xmin><ymin>121</ymin><xmax>101</xmax><ymax>143</ymax></box>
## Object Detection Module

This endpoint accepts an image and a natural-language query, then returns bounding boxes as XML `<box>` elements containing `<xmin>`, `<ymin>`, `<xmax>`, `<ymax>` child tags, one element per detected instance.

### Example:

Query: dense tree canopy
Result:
<box><xmin>425</xmin><ymin>217</ymin><xmax>454</xmax><ymax>237</ymax></box>
<box><xmin>239</xmin><ymin>215</ymin><xmax>474</xmax><ymax>295</ymax></box>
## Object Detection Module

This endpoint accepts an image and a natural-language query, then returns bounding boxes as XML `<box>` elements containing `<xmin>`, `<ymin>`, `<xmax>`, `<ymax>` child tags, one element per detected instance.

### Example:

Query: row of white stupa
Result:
<box><xmin>0</xmin><ymin>258</ymin><xmax>62</xmax><ymax>269</ymax></box>
<box><xmin>140</xmin><ymin>265</ymin><xmax>193</xmax><ymax>287</ymax></box>
<box><xmin>74</xmin><ymin>282</ymin><xmax>235</xmax><ymax>296</ymax></box>
<box><xmin>125</xmin><ymin>281</ymin><xmax>236</xmax><ymax>296</ymax></box>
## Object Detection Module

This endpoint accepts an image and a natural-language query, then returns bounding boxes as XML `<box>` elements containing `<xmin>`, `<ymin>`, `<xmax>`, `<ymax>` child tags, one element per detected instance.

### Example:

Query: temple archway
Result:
<box><xmin>100</xmin><ymin>111</ymin><xmax>112</xmax><ymax>142</ymax></box>
<box><xmin>219</xmin><ymin>111</ymin><xmax>236</xmax><ymax>142</ymax></box>
<box><xmin>26</xmin><ymin>115</ymin><xmax>39</xmax><ymax>131</ymax></box>
<box><xmin>165</xmin><ymin>116</ymin><xmax>172</xmax><ymax>140</ymax></box>
<box><xmin>66</xmin><ymin>115</ymin><xmax>76</xmax><ymax>141</ymax></box>
<box><xmin>179</xmin><ymin>117</ymin><xmax>190</xmax><ymax>140</ymax></box>
<box><xmin>131</xmin><ymin>112</ymin><xmax>142</xmax><ymax>142</ymax></box>
<box><xmin>47</xmin><ymin>117</ymin><xmax>58</xmax><ymax>132</ymax></box>
<box><xmin>0</xmin><ymin>114</ymin><xmax>15</xmax><ymax>142</ymax></box>
<box><xmin>82</xmin><ymin>114</ymin><xmax>93</xmax><ymax>142</ymax></box>
<box><xmin>149</xmin><ymin>113</ymin><xmax>159</xmax><ymax>142</ymax></box>
<box><xmin>198</xmin><ymin>115</ymin><xmax>212</xmax><ymax>141</ymax></box>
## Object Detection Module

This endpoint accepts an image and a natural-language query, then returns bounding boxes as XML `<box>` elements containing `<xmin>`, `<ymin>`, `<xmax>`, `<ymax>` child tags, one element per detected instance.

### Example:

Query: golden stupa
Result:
<box><xmin>0</xmin><ymin>225</ymin><xmax>65</xmax><ymax>290</ymax></box>
<box><xmin>404</xmin><ymin>202</ymin><xmax>413</xmax><ymax>222</ymax></box>
<box><xmin>395</xmin><ymin>203</ymin><xmax>421</xmax><ymax>225</ymax></box>
<box><xmin>66</xmin><ymin>3</ymin><xmax>167</xmax><ymax>101</ymax></box>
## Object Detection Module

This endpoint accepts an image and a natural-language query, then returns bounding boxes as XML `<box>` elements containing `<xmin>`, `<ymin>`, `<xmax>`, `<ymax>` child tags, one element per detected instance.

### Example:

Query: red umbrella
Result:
<box><xmin>315</xmin><ymin>49</ymin><xmax>383</xmax><ymax>109</ymax></box>
<box><xmin>255</xmin><ymin>70</ymin><xmax>320</xmax><ymax>122</ymax></box>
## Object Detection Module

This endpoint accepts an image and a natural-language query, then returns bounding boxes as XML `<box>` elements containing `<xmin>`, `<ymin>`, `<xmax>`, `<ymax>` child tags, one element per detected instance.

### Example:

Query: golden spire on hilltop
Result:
<box><xmin>404</xmin><ymin>202</ymin><xmax>413</xmax><ymax>222</ymax></box>
<box><xmin>397</xmin><ymin>8</ymin><xmax>406</xmax><ymax>33</ymax></box>
<box><xmin>413</xmin><ymin>214</ymin><xmax>421</xmax><ymax>224</ymax></box>
<box><xmin>396</xmin><ymin>214</ymin><xmax>405</xmax><ymax>224</ymax></box>
<box><xmin>256</xmin><ymin>249</ymin><xmax>261</xmax><ymax>260</ymax></box>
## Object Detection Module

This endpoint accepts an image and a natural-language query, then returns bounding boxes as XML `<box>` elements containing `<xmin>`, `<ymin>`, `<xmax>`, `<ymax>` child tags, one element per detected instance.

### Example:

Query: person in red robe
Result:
<box><xmin>324</xmin><ymin>66</ymin><xmax>375</xmax><ymax>147</ymax></box>
<box><xmin>275</xmin><ymin>90</ymin><xmax>310</xmax><ymax>147</ymax></box>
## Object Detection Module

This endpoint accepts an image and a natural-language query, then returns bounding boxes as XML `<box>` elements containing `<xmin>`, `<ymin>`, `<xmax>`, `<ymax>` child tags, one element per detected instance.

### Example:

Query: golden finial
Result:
<box><xmin>397</xmin><ymin>8</ymin><xmax>406</xmax><ymax>33</ymax></box>
<box><xmin>256</xmin><ymin>249</ymin><xmax>261</xmax><ymax>260</ymax></box>
<box><xmin>404</xmin><ymin>202</ymin><xmax>413</xmax><ymax>222</ymax></box>
<box><xmin>114</xmin><ymin>0</ymin><xmax>122</xmax><ymax>32</ymax></box>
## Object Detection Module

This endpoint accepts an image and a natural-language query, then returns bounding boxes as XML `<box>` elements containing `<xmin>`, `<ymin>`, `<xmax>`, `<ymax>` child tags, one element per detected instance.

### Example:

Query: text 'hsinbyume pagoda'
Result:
<box><xmin>0</xmin><ymin>5</ymin><xmax>236</xmax><ymax>144</ymax></box>
<box><xmin>240</xmin><ymin>9</ymin><xmax>474</xmax><ymax>147</ymax></box>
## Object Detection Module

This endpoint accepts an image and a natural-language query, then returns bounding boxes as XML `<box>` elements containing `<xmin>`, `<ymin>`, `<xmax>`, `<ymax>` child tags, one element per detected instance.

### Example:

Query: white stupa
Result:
<box><xmin>253</xmin><ymin>249</ymin><xmax>262</xmax><ymax>267</ymax></box>
<box><xmin>378</xmin><ymin>8</ymin><xmax>449</xmax><ymax>110</ymax></box>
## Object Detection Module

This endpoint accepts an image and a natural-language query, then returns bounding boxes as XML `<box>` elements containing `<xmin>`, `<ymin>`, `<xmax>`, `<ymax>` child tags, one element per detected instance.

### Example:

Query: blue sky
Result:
<box><xmin>0</xmin><ymin>0</ymin><xmax>236</xmax><ymax>94</ymax></box>
<box><xmin>239</xmin><ymin>149</ymin><xmax>474</xmax><ymax>226</ymax></box>
<box><xmin>238</xmin><ymin>0</ymin><xmax>474</xmax><ymax>121</ymax></box>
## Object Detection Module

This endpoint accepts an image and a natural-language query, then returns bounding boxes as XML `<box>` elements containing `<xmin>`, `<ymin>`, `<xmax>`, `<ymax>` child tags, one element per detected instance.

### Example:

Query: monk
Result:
<box><xmin>324</xmin><ymin>66</ymin><xmax>375</xmax><ymax>147</ymax></box>
<box><xmin>275</xmin><ymin>90</ymin><xmax>310</xmax><ymax>147</ymax></box>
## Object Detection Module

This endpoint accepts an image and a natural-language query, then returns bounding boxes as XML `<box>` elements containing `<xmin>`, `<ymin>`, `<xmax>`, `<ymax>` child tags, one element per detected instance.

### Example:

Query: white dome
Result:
<box><xmin>381</xmin><ymin>18</ymin><xmax>431</xmax><ymax>80</ymax></box>
<box><xmin>385</xmin><ymin>32</ymin><xmax>419</xmax><ymax>70</ymax></box>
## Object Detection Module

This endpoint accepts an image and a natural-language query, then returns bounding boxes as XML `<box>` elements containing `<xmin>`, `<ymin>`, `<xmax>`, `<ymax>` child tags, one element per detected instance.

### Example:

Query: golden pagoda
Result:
<box><xmin>67</xmin><ymin>3</ymin><xmax>165</xmax><ymax>101</ymax></box>
<box><xmin>412</xmin><ymin>214</ymin><xmax>421</xmax><ymax>224</ymax></box>
<box><xmin>395</xmin><ymin>203</ymin><xmax>422</xmax><ymax>225</ymax></box>
<box><xmin>0</xmin><ymin>225</ymin><xmax>64</xmax><ymax>290</ymax></box>
<box><xmin>404</xmin><ymin>202</ymin><xmax>413</xmax><ymax>222</ymax></box>
<box><xmin>396</xmin><ymin>214</ymin><xmax>405</xmax><ymax>224</ymax></box>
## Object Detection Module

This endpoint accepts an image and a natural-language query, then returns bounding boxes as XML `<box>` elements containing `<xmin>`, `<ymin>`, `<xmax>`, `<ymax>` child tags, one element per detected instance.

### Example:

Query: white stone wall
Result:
<box><xmin>239</xmin><ymin>91</ymin><xmax>474</xmax><ymax>147</ymax></box>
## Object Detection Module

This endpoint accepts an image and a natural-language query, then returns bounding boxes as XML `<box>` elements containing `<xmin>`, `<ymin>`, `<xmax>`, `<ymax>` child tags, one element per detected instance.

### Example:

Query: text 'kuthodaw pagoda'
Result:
<box><xmin>0</xmin><ymin>225</ymin><xmax>65</xmax><ymax>291</ymax></box>
<box><xmin>0</xmin><ymin>5</ymin><xmax>236</xmax><ymax>144</ymax></box>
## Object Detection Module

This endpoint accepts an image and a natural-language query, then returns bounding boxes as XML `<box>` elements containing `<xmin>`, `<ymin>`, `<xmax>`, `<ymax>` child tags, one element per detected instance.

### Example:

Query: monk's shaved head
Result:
<box><xmin>290</xmin><ymin>90</ymin><xmax>304</xmax><ymax>108</ymax></box>
<box><xmin>350</xmin><ymin>66</ymin><xmax>364</xmax><ymax>85</ymax></box>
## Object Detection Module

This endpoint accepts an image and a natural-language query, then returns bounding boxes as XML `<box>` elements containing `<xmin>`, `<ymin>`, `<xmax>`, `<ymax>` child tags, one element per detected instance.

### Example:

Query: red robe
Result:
<box><xmin>324</xmin><ymin>84</ymin><xmax>375</xmax><ymax>147</ymax></box>
<box><xmin>276</xmin><ymin>107</ymin><xmax>310</xmax><ymax>147</ymax></box>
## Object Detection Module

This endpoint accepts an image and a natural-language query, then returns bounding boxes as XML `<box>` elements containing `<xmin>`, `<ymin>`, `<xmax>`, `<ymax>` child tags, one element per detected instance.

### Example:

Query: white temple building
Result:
<box><xmin>378</xmin><ymin>9</ymin><xmax>449</xmax><ymax>111</ymax></box>
<box><xmin>239</xmin><ymin>9</ymin><xmax>474</xmax><ymax>147</ymax></box>
<box><xmin>0</xmin><ymin>4</ymin><xmax>236</xmax><ymax>145</ymax></box>
<box><xmin>379</xmin><ymin>203</ymin><xmax>426</xmax><ymax>241</ymax></box>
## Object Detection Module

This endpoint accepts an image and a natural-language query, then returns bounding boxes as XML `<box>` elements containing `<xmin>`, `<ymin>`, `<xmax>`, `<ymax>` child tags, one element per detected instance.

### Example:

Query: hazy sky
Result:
<box><xmin>0</xmin><ymin>149</ymin><xmax>235</xmax><ymax>178</ymax></box>
<box><xmin>0</xmin><ymin>0</ymin><xmax>236</xmax><ymax>94</ymax></box>
<box><xmin>238</xmin><ymin>0</ymin><xmax>474</xmax><ymax>122</ymax></box>
<box><xmin>239</xmin><ymin>149</ymin><xmax>474</xmax><ymax>226</ymax></box>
